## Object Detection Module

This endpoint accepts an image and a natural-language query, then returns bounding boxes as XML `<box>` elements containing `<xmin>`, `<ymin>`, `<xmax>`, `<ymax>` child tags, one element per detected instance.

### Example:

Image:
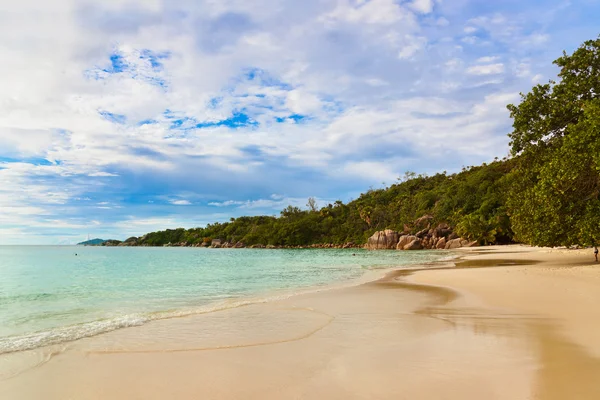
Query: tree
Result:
<box><xmin>306</xmin><ymin>197</ymin><xmax>318</xmax><ymax>212</ymax></box>
<box><xmin>399</xmin><ymin>171</ymin><xmax>417</xmax><ymax>182</ymax></box>
<box><xmin>506</xmin><ymin>37</ymin><xmax>600</xmax><ymax>246</ymax></box>
<box><xmin>280</xmin><ymin>205</ymin><xmax>303</xmax><ymax>218</ymax></box>
<box><xmin>455</xmin><ymin>213</ymin><xmax>497</xmax><ymax>245</ymax></box>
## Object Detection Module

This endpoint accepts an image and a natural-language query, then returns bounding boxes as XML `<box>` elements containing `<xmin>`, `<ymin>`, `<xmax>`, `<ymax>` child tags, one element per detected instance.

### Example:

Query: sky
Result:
<box><xmin>0</xmin><ymin>0</ymin><xmax>598</xmax><ymax>244</ymax></box>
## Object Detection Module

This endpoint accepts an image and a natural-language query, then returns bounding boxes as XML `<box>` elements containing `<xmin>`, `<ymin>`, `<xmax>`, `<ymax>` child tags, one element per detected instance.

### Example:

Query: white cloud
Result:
<box><xmin>88</xmin><ymin>172</ymin><xmax>120</xmax><ymax>177</ymax></box>
<box><xmin>521</xmin><ymin>33</ymin><xmax>550</xmax><ymax>46</ymax></box>
<box><xmin>467</xmin><ymin>63</ymin><xmax>505</xmax><ymax>75</ymax></box>
<box><xmin>170</xmin><ymin>200</ymin><xmax>192</xmax><ymax>206</ymax></box>
<box><xmin>320</xmin><ymin>0</ymin><xmax>414</xmax><ymax>25</ymax></box>
<box><xmin>409</xmin><ymin>0</ymin><xmax>435</xmax><ymax>14</ymax></box>
<box><xmin>461</xmin><ymin>36</ymin><xmax>478</xmax><ymax>45</ymax></box>
<box><xmin>397</xmin><ymin>36</ymin><xmax>427</xmax><ymax>60</ymax></box>
<box><xmin>340</xmin><ymin>161</ymin><xmax>400</xmax><ymax>183</ymax></box>
<box><xmin>476</xmin><ymin>56</ymin><xmax>500</xmax><ymax>63</ymax></box>
<box><xmin>115</xmin><ymin>217</ymin><xmax>183</xmax><ymax>228</ymax></box>
<box><xmin>109</xmin><ymin>216</ymin><xmax>229</xmax><ymax>238</ymax></box>
<box><xmin>208</xmin><ymin>200</ymin><xmax>245</xmax><ymax>207</ymax></box>
<box><xmin>285</xmin><ymin>89</ymin><xmax>323</xmax><ymax>115</ymax></box>
<box><xmin>209</xmin><ymin>195</ymin><xmax>331</xmax><ymax>211</ymax></box>
<box><xmin>445</xmin><ymin>58</ymin><xmax>463</xmax><ymax>69</ymax></box>
<box><xmin>365</xmin><ymin>78</ymin><xmax>388</xmax><ymax>87</ymax></box>
<box><xmin>436</xmin><ymin>17</ymin><xmax>449</xmax><ymax>27</ymax></box>
<box><xmin>515</xmin><ymin>62</ymin><xmax>531</xmax><ymax>78</ymax></box>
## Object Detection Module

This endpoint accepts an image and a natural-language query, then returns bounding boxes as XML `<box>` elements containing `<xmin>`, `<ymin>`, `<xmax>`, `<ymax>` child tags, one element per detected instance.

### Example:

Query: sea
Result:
<box><xmin>0</xmin><ymin>246</ymin><xmax>451</xmax><ymax>355</ymax></box>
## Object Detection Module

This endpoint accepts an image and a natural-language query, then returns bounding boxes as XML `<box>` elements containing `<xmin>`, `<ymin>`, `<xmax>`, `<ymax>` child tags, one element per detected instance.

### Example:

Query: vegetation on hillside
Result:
<box><xmin>110</xmin><ymin>36</ymin><xmax>600</xmax><ymax>248</ymax></box>
<box><xmin>506</xmin><ymin>37</ymin><xmax>600</xmax><ymax>247</ymax></box>
<box><xmin>77</xmin><ymin>238</ymin><xmax>107</xmax><ymax>246</ymax></box>
<box><xmin>120</xmin><ymin>159</ymin><xmax>514</xmax><ymax>247</ymax></box>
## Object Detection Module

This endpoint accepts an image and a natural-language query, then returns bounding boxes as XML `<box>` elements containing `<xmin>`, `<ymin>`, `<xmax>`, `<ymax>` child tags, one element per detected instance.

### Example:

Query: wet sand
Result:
<box><xmin>409</xmin><ymin>245</ymin><xmax>600</xmax><ymax>399</ymax></box>
<box><xmin>1</xmin><ymin>245</ymin><xmax>599</xmax><ymax>399</ymax></box>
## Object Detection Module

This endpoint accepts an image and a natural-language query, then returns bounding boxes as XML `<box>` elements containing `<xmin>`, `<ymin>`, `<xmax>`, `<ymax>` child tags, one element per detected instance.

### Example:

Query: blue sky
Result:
<box><xmin>0</xmin><ymin>0</ymin><xmax>599</xmax><ymax>244</ymax></box>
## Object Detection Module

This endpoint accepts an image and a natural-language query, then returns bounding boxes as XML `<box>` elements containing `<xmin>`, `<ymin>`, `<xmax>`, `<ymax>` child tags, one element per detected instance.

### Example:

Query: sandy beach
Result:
<box><xmin>1</xmin><ymin>245</ymin><xmax>600</xmax><ymax>399</ymax></box>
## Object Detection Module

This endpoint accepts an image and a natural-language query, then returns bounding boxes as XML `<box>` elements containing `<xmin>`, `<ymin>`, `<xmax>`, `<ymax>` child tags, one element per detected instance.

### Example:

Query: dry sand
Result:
<box><xmin>1</xmin><ymin>245</ymin><xmax>599</xmax><ymax>399</ymax></box>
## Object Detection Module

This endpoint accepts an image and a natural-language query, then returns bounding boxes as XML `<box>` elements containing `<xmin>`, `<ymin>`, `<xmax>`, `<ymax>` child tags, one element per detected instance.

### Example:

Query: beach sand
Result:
<box><xmin>1</xmin><ymin>245</ymin><xmax>599</xmax><ymax>399</ymax></box>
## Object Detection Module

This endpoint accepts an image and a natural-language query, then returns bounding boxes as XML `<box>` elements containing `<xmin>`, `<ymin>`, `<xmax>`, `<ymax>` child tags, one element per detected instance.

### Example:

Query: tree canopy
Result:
<box><xmin>506</xmin><ymin>37</ymin><xmax>600</xmax><ymax>246</ymax></box>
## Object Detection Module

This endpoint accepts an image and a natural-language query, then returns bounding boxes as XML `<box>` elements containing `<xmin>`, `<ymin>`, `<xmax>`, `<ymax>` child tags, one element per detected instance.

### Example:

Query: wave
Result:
<box><xmin>0</xmin><ymin>267</ymin><xmax>392</xmax><ymax>355</ymax></box>
<box><xmin>0</xmin><ymin>315</ymin><xmax>149</xmax><ymax>354</ymax></box>
<box><xmin>0</xmin><ymin>249</ymin><xmax>455</xmax><ymax>356</ymax></box>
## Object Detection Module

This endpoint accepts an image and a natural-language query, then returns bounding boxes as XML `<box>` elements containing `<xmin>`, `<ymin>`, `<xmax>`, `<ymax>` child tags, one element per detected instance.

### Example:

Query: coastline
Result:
<box><xmin>0</xmin><ymin>248</ymin><xmax>450</xmax><ymax>357</ymax></box>
<box><xmin>1</xmin><ymin>245</ymin><xmax>599</xmax><ymax>399</ymax></box>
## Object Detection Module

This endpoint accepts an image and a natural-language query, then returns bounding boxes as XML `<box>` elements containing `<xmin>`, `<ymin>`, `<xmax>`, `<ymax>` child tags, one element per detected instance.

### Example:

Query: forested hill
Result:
<box><xmin>106</xmin><ymin>36</ymin><xmax>600</xmax><ymax>249</ymax></box>
<box><xmin>111</xmin><ymin>159</ymin><xmax>515</xmax><ymax>248</ymax></box>
<box><xmin>77</xmin><ymin>238</ymin><xmax>107</xmax><ymax>246</ymax></box>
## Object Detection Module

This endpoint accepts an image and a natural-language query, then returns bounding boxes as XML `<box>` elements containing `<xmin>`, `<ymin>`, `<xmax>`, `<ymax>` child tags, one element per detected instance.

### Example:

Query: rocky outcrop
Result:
<box><xmin>210</xmin><ymin>239</ymin><xmax>222</xmax><ymax>248</ymax></box>
<box><xmin>415</xmin><ymin>228</ymin><xmax>429</xmax><ymax>239</ymax></box>
<box><xmin>434</xmin><ymin>223</ymin><xmax>452</xmax><ymax>238</ymax></box>
<box><xmin>414</xmin><ymin>214</ymin><xmax>433</xmax><ymax>228</ymax></box>
<box><xmin>444</xmin><ymin>238</ymin><xmax>479</xmax><ymax>249</ymax></box>
<box><xmin>385</xmin><ymin>219</ymin><xmax>480</xmax><ymax>251</ymax></box>
<box><xmin>445</xmin><ymin>238</ymin><xmax>469</xmax><ymax>249</ymax></box>
<box><xmin>404</xmin><ymin>239</ymin><xmax>423</xmax><ymax>250</ymax></box>
<box><xmin>396</xmin><ymin>235</ymin><xmax>417</xmax><ymax>250</ymax></box>
<box><xmin>366</xmin><ymin>229</ymin><xmax>400</xmax><ymax>250</ymax></box>
<box><xmin>421</xmin><ymin>237</ymin><xmax>433</xmax><ymax>249</ymax></box>
<box><xmin>444</xmin><ymin>238</ymin><xmax>460</xmax><ymax>249</ymax></box>
<box><xmin>435</xmin><ymin>237</ymin><xmax>447</xmax><ymax>249</ymax></box>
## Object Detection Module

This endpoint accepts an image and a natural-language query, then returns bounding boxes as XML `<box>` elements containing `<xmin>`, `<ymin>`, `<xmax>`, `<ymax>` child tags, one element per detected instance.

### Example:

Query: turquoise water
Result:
<box><xmin>0</xmin><ymin>246</ymin><xmax>449</xmax><ymax>354</ymax></box>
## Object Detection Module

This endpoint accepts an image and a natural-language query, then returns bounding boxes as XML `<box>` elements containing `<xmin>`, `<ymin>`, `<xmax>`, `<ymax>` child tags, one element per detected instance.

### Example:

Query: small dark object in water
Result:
<box><xmin>352</xmin><ymin>253</ymin><xmax>356</xmax><ymax>256</ymax></box>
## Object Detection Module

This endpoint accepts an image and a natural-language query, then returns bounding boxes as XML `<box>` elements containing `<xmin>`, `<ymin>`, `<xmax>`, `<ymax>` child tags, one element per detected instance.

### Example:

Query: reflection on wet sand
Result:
<box><xmin>534</xmin><ymin>324</ymin><xmax>600</xmax><ymax>399</ymax></box>
<box><xmin>409</xmin><ymin>246</ymin><xmax>600</xmax><ymax>399</ymax></box>
<box><xmin>454</xmin><ymin>258</ymin><xmax>541</xmax><ymax>268</ymax></box>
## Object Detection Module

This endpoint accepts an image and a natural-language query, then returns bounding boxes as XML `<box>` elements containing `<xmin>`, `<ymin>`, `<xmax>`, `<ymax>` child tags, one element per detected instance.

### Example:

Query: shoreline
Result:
<box><xmin>0</xmin><ymin>249</ymin><xmax>452</xmax><ymax>359</ymax></box>
<box><xmin>2</xmin><ymin>245</ymin><xmax>599</xmax><ymax>398</ymax></box>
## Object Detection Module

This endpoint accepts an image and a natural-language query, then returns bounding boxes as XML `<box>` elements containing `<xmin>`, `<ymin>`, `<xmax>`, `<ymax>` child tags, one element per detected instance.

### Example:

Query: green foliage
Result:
<box><xmin>128</xmin><ymin>161</ymin><xmax>514</xmax><ymax>247</ymax></box>
<box><xmin>455</xmin><ymin>213</ymin><xmax>497</xmax><ymax>245</ymax></box>
<box><xmin>506</xmin><ymin>37</ymin><xmax>600</xmax><ymax>246</ymax></box>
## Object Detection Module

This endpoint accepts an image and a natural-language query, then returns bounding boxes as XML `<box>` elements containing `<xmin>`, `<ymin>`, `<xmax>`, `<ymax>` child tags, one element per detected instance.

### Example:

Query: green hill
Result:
<box><xmin>77</xmin><ymin>238</ymin><xmax>107</xmax><ymax>246</ymax></box>
<box><xmin>121</xmin><ymin>158</ymin><xmax>514</xmax><ymax>248</ymax></box>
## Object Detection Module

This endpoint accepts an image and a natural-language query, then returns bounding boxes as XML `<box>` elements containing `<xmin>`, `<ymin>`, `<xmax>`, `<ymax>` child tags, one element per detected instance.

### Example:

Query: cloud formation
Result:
<box><xmin>0</xmin><ymin>0</ymin><xmax>598</xmax><ymax>244</ymax></box>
